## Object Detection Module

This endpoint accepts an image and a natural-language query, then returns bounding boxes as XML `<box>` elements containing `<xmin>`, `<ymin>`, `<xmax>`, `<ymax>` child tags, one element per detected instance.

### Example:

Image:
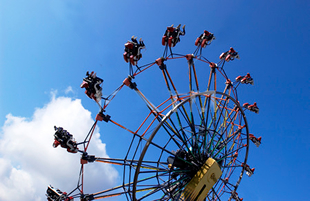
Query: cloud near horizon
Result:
<box><xmin>0</xmin><ymin>93</ymin><xmax>118</xmax><ymax>201</ymax></box>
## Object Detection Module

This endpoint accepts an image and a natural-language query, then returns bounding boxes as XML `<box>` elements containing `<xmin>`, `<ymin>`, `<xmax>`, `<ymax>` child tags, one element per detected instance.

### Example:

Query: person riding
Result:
<box><xmin>53</xmin><ymin>126</ymin><xmax>78</xmax><ymax>153</ymax></box>
<box><xmin>123</xmin><ymin>36</ymin><xmax>145</xmax><ymax>65</ymax></box>
<box><xmin>249</xmin><ymin>134</ymin><xmax>262</xmax><ymax>147</ymax></box>
<box><xmin>162</xmin><ymin>24</ymin><xmax>185</xmax><ymax>47</ymax></box>
<box><xmin>80</xmin><ymin>71</ymin><xmax>103</xmax><ymax>103</ymax></box>
<box><xmin>235</xmin><ymin>73</ymin><xmax>254</xmax><ymax>85</ymax></box>
<box><xmin>195</xmin><ymin>30</ymin><xmax>215</xmax><ymax>47</ymax></box>
<box><xmin>243</xmin><ymin>102</ymin><xmax>259</xmax><ymax>114</ymax></box>
<box><xmin>219</xmin><ymin>47</ymin><xmax>240</xmax><ymax>61</ymax></box>
<box><xmin>46</xmin><ymin>185</ymin><xmax>74</xmax><ymax>201</ymax></box>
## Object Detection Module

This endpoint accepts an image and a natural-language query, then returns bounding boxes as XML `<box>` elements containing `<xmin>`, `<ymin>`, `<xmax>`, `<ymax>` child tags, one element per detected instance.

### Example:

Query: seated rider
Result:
<box><xmin>249</xmin><ymin>134</ymin><xmax>261</xmax><ymax>147</ymax></box>
<box><xmin>162</xmin><ymin>24</ymin><xmax>185</xmax><ymax>47</ymax></box>
<box><xmin>46</xmin><ymin>185</ymin><xmax>73</xmax><ymax>201</ymax></box>
<box><xmin>243</xmin><ymin>163</ymin><xmax>255</xmax><ymax>177</ymax></box>
<box><xmin>195</xmin><ymin>30</ymin><xmax>215</xmax><ymax>47</ymax></box>
<box><xmin>219</xmin><ymin>47</ymin><xmax>239</xmax><ymax>62</ymax></box>
<box><xmin>53</xmin><ymin>126</ymin><xmax>78</xmax><ymax>153</ymax></box>
<box><xmin>80</xmin><ymin>71</ymin><xmax>103</xmax><ymax>103</ymax></box>
<box><xmin>243</xmin><ymin>102</ymin><xmax>259</xmax><ymax>114</ymax></box>
<box><xmin>235</xmin><ymin>73</ymin><xmax>254</xmax><ymax>85</ymax></box>
<box><xmin>123</xmin><ymin>36</ymin><xmax>145</xmax><ymax>66</ymax></box>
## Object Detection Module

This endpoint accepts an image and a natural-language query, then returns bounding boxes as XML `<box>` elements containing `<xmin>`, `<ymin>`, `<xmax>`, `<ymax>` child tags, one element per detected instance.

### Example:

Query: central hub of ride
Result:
<box><xmin>181</xmin><ymin>158</ymin><xmax>222</xmax><ymax>201</ymax></box>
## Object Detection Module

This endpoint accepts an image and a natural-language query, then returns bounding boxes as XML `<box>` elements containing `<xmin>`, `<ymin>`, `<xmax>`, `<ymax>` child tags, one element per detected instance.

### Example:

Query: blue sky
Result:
<box><xmin>1</xmin><ymin>0</ymin><xmax>310</xmax><ymax>200</ymax></box>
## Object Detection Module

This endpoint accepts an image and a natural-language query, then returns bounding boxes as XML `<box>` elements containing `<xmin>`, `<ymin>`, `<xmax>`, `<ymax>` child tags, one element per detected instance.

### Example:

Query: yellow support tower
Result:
<box><xmin>180</xmin><ymin>158</ymin><xmax>222</xmax><ymax>201</ymax></box>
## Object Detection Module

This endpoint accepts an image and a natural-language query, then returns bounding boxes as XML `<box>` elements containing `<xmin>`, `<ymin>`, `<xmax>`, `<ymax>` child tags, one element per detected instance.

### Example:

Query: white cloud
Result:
<box><xmin>0</xmin><ymin>94</ymin><xmax>118</xmax><ymax>201</ymax></box>
<box><xmin>65</xmin><ymin>86</ymin><xmax>74</xmax><ymax>94</ymax></box>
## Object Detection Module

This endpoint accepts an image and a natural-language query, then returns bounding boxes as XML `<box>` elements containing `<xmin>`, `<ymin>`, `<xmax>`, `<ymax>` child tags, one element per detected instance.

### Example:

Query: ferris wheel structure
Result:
<box><xmin>47</xmin><ymin>25</ymin><xmax>261</xmax><ymax>201</ymax></box>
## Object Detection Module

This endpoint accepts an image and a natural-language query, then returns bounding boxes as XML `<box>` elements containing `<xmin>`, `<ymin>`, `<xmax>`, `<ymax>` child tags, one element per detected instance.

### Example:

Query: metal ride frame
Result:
<box><xmin>60</xmin><ymin>28</ymin><xmax>259</xmax><ymax>201</ymax></box>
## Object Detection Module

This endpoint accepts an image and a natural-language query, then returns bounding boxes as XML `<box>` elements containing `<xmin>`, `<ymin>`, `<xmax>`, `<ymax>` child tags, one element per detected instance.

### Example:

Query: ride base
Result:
<box><xmin>181</xmin><ymin>158</ymin><xmax>222</xmax><ymax>201</ymax></box>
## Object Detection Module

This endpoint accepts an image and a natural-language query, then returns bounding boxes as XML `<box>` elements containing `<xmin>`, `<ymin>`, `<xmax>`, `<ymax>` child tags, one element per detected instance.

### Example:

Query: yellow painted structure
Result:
<box><xmin>180</xmin><ymin>158</ymin><xmax>222</xmax><ymax>201</ymax></box>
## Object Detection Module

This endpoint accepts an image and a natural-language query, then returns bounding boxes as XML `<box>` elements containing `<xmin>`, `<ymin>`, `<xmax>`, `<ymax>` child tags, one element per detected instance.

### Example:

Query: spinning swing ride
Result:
<box><xmin>46</xmin><ymin>25</ymin><xmax>261</xmax><ymax>201</ymax></box>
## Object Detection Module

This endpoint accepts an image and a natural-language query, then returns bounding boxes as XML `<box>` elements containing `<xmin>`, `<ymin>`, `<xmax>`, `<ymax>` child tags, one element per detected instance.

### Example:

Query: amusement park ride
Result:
<box><xmin>46</xmin><ymin>24</ymin><xmax>261</xmax><ymax>201</ymax></box>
